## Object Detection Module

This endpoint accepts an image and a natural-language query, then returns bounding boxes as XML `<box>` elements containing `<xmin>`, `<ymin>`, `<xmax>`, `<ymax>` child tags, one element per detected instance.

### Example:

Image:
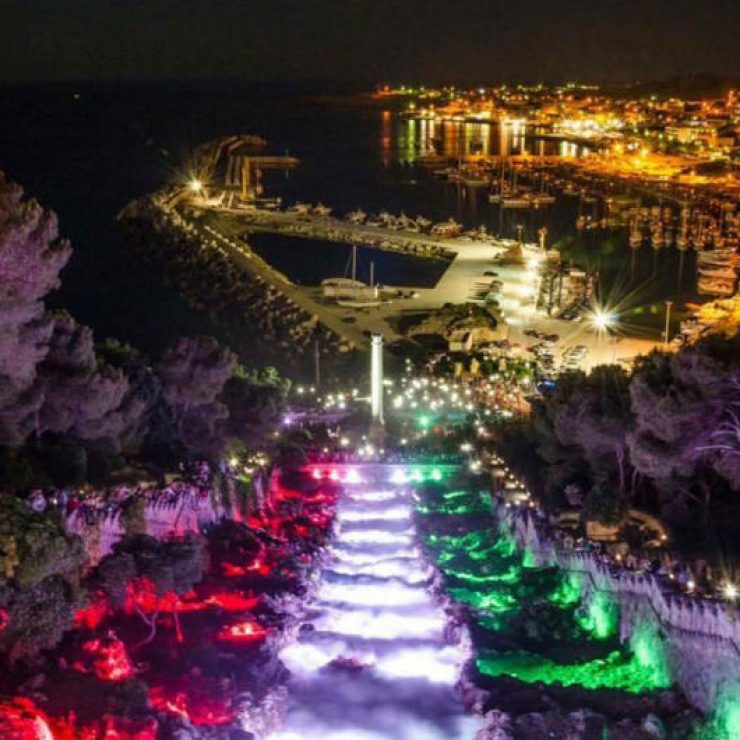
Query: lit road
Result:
<box><xmin>269</xmin><ymin>464</ymin><xmax>479</xmax><ymax>740</ymax></box>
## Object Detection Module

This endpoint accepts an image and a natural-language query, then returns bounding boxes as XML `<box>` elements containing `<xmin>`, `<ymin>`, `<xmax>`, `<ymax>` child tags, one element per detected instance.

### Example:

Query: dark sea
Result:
<box><xmin>0</xmin><ymin>81</ymin><xmax>698</xmax><ymax>360</ymax></box>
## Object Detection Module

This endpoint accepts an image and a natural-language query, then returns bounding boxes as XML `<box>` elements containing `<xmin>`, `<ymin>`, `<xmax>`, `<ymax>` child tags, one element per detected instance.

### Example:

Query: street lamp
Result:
<box><xmin>189</xmin><ymin>178</ymin><xmax>203</xmax><ymax>194</ymax></box>
<box><xmin>591</xmin><ymin>309</ymin><xmax>615</xmax><ymax>332</ymax></box>
<box><xmin>589</xmin><ymin>308</ymin><xmax>618</xmax><ymax>364</ymax></box>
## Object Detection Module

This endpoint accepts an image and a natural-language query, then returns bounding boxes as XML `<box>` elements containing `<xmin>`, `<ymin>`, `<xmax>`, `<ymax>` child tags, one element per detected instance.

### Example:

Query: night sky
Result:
<box><xmin>1</xmin><ymin>0</ymin><xmax>739</xmax><ymax>84</ymax></box>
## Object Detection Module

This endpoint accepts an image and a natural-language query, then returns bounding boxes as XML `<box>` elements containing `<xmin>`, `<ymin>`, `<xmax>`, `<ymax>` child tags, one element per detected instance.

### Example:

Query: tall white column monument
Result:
<box><xmin>370</xmin><ymin>333</ymin><xmax>384</xmax><ymax>425</ymax></box>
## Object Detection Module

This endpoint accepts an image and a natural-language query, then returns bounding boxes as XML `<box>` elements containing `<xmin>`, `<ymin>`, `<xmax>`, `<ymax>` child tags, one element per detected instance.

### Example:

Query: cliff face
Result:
<box><xmin>65</xmin><ymin>489</ymin><xmax>225</xmax><ymax>565</ymax></box>
<box><xmin>498</xmin><ymin>503</ymin><xmax>740</xmax><ymax>713</ymax></box>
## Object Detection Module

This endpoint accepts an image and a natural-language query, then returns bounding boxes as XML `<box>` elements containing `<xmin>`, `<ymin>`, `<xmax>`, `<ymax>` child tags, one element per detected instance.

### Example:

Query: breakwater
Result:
<box><xmin>119</xmin><ymin>195</ymin><xmax>357</xmax><ymax>365</ymax></box>
<box><xmin>223</xmin><ymin>207</ymin><xmax>457</xmax><ymax>262</ymax></box>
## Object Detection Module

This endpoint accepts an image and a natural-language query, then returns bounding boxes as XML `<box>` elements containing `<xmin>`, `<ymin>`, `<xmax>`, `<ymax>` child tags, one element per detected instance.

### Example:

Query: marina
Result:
<box><xmin>169</xmin><ymin>194</ymin><xmax>657</xmax><ymax>369</ymax></box>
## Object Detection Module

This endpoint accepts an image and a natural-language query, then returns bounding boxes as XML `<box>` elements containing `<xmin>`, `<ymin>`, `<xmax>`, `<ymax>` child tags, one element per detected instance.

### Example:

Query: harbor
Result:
<box><xmin>171</xmin><ymin>192</ymin><xmax>656</xmax><ymax>369</ymax></box>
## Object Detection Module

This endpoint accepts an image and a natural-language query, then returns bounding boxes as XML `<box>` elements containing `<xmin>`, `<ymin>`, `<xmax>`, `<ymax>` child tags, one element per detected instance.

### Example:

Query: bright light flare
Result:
<box><xmin>591</xmin><ymin>309</ymin><xmax>616</xmax><ymax>331</ymax></box>
<box><xmin>344</xmin><ymin>468</ymin><xmax>362</xmax><ymax>484</ymax></box>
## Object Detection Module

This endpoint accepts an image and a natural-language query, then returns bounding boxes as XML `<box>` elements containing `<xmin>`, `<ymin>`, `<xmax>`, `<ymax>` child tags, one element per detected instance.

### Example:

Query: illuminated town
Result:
<box><xmin>1</xmin><ymin>3</ymin><xmax>740</xmax><ymax>739</ymax></box>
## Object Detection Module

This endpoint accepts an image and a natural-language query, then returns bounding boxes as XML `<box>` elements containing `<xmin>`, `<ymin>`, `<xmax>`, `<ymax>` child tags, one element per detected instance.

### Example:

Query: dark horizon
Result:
<box><xmin>1</xmin><ymin>0</ymin><xmax>739</xmax><ymax>86</ymax></box>
<box><xmin>1</xmin><ymin>73</ymin><xmax>739</xmax><ymax>98</ymax></box>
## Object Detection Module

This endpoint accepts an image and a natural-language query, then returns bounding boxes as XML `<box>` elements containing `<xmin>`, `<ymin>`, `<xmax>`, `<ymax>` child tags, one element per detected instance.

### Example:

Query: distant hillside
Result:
<box><xmin>602</xmin><ymin>73</ymin><xmax>740</xmax><ymax>99</ymax></box>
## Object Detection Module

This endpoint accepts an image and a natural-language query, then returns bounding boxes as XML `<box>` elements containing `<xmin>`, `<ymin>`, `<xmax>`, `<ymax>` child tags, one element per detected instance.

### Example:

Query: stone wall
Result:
<box><xmin>495</xmin><ymin>502</ymin><xmax>740</xmax><ymax>713</ymax></box>
<box><xmin>65</xmin><ymin>494</ymin><xmax>225</xmax><ymax>566</ymax></box>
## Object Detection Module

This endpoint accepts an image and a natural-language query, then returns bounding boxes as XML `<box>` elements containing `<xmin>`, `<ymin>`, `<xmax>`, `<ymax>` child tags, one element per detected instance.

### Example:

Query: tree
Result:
<box><xmin>557</xmin><ymin>365</ymin><xmax>632</xmax><ymax>497</ymax></box>
<box><xmin>0</xmin><ymin>494</ymin><xmax>85</xmax><ymax>586</ymax></box>
<box><xmin>36</xmin><ymin>312</ymin><xmax>129</xmax><ymax>446</ymax></box>
<box><xmin>0</xmin><ymin>172</ymin><xmax>72</xmax><ymax>446</ymax></box>
<box><xmin>528</xmin><ymin>372</ymin><xmax>593</xmax><ymax>503</ymax></box>
<box><xmin>97</xmin><ymin>339</ymin><xmax>164</xmax><ymax>457</ymax></box>
<box><xmin>628</xmin><ymin>337</ymin><xmax>740</xmax><ymax>519</ymax></box>
<box><xmin>97</xmin><ymin>534</ymin><xmax>204</xmax><ymax>645</ymax></box>
<box><xmin>220</xmin><ymin>365</ymin><xmax>290</xmax><ymax>448</ymax></box>
<box><xmin>157</xmin><ymin>337</ymin><xmax>236</xmax><ymax>457</ymax></box>
<box><xmin>524</xmin><ymin>366</ymin><xmax>633</xmax><ymax>515</ymax></box>
<box><xmin>0</xmin><ymin>495</ymin><xmax>85</xmax><ymax>660</ymax></box>
<box><xmin>0</xmin><ymin>448</ymin><xmax>50</xmax><ymax>494</ymax></box>
<box><xmin>0</xmin><ymin>574</ymin><xmax>80</xmax><ymax>661</ymax></box>
<box><xmin>583</xmin><ymin>479</ymin><xmax>628</xmax><ymax>526</ymax></box>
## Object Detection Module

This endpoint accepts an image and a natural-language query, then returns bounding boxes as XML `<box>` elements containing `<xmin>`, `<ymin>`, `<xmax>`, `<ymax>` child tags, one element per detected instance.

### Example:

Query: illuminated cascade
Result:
<box><xmin>310</xmin><ymin>466</ymin><xmax>364</xmax><ymax>484</ymax></box>
<box><xmin>267</xmin><ymin>465</ymin><xmax>478</xmax><ymax>739</ymax></box>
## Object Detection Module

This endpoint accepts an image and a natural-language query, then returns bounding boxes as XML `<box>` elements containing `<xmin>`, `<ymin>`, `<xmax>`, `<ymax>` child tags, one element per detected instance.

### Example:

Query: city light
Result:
<box><xmin>188</xmin><ymin>178</ymin><xmax>203</xmax><ymax>193</ymax></box>
<box><xmin>590</xmin><ymin>309</ymin><xmax>616</xmax><ymax>332</ymax></box>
